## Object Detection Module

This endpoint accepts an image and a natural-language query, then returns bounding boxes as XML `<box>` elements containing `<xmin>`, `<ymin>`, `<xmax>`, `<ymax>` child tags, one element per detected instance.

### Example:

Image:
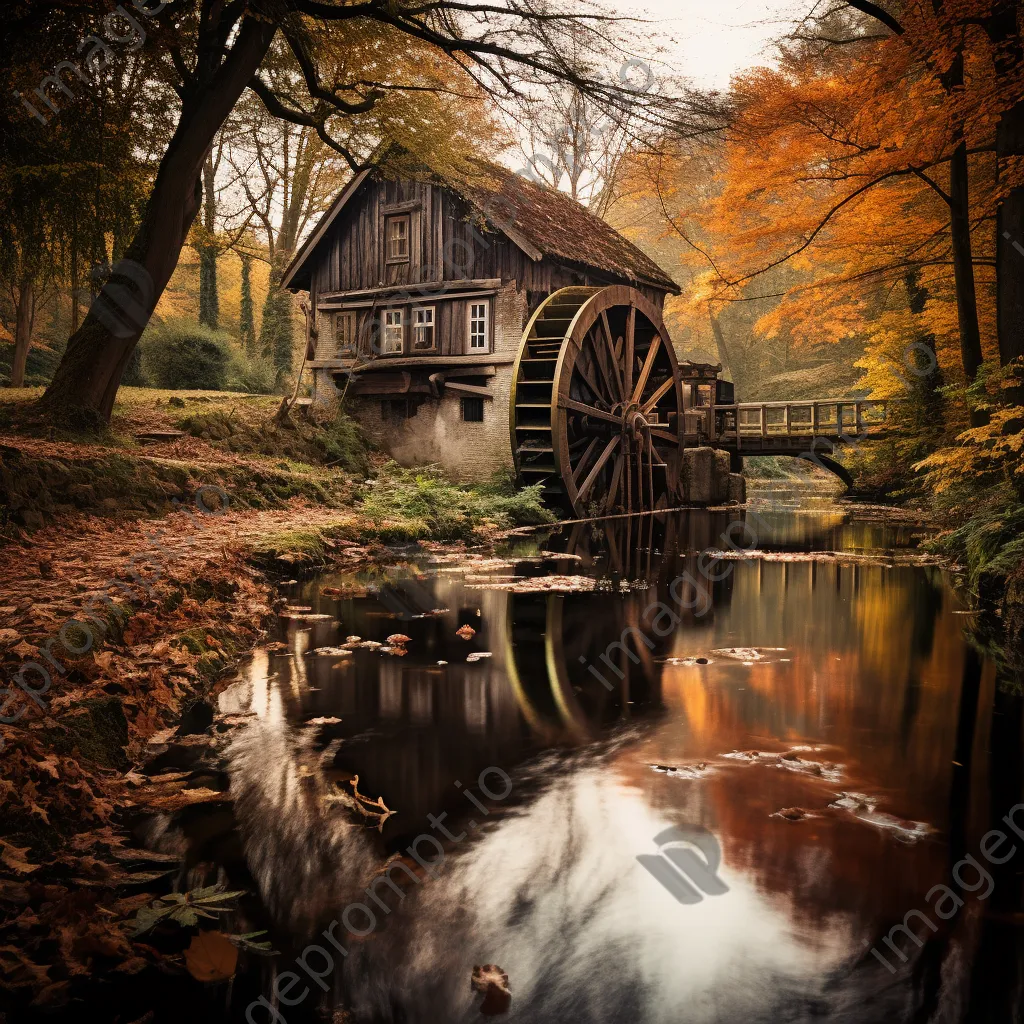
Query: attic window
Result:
<box><xmin>386</xmin><ymin>214</ymin><xmax>410</xmax><ymax>263</ymax></box>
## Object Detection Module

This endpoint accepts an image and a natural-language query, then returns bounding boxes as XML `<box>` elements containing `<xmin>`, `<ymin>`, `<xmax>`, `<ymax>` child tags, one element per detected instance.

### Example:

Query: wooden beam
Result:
<box><xmin>442</xmin><ymin>381</ymin><xmax>494</xmax><ymax>399</ymax></box>
<box><xmin>319</xmin><ymin>288</ymin><xmax>498</xmax><ymax>310</ymax></box>
<box><xmin>309</xmin><ymin>354</ymin><xmax>514</xmax><ymax>370</ymax></box>
<box><xmin>319</xmin><ymin>278</ymin><xmax>501</xmax><ymax>301</ymax></box>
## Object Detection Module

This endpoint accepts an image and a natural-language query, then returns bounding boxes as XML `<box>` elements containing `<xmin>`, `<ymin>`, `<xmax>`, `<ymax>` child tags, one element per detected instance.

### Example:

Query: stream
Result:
<box><xmin>152</xmin><ymin>496</ymin><xmax>1024</xmax><ymax>1023</ymax></box>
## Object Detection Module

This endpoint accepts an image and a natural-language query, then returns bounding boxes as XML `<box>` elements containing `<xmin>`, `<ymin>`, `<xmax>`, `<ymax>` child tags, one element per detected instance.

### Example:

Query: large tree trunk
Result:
<box><xmin>949</xmin><ymin>140</ymin><xmax>985</xmax><ymax>382</ymax></box>
<box><xmin>904</xmin><ymin>269</ymin><xmax>944</xmax><ymax>429</ymax></box>
<box><xmin>38</xmin><ymin>17</ymin><xmax>276</xmax><ymax>423</ymax></box>
<box><xmin>10</xmin><ymin>278</ymin><xmax>35</xmax><ymax>388</ymax></box>
<box><xmin>997</xmin><ymin>99</ymin><xmax>1024</xmax><ymax>369</ymax></box>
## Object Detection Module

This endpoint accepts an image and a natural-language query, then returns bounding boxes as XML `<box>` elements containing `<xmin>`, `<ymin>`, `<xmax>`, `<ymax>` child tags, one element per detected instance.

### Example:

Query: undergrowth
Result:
<box><xmin>358</xmin><ymin>463</ymin><xmax>554</xmax><ymax>542</ymax></box>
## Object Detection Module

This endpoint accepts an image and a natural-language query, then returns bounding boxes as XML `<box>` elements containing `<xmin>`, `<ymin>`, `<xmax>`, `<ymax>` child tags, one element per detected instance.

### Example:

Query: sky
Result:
<box><xmin>613</xmin><ymin>0</ymin><xmax>806</xmax><ymax>89</ymax></box>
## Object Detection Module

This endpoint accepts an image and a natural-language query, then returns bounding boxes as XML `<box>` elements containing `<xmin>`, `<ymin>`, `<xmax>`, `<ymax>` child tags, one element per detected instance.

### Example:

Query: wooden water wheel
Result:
<box><xmin>510</xmin><ymin>286</ymin><xmax>684</xmax><ymax>517</ymax></box>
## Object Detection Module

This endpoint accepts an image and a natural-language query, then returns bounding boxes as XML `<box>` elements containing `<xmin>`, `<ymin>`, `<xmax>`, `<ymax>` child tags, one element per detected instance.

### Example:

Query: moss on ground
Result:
<box><xmin>357</xmin><ymin>462</ymin><xmax>554</xmax><ymax>543</ymax></box>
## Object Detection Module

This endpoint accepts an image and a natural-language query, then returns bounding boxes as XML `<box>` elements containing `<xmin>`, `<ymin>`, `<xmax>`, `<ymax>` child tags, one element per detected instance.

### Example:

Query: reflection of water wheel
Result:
<box><xmin>510</xmin><ymin>286</ymin><xmax>684</xmax><ymax>517</ymax></box>
<box><xmin>502</xmin><ymin>516</ymin><xmax>678</xmax><ymax>740</ymax></box>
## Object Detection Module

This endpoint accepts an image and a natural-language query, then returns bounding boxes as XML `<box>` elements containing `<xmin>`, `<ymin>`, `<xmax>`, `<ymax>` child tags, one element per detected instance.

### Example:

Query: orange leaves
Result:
<box><xmin>184</xmin><ymin>931</ymin><xmax>239</xmax><ymax>982</ymax></box>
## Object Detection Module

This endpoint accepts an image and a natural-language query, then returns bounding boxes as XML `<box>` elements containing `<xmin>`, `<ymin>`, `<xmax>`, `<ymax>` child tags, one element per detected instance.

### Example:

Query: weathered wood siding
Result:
<box><xmin>309</xmin><ymin>174</ymin><xmax>668</xmax><ymax>309</ymax></box>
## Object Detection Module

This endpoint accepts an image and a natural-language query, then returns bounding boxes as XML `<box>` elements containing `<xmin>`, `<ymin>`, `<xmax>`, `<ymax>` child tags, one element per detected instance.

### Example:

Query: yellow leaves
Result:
<box><xmin>914</xmin><ymin>403</ymin><xmax>1024</xmax><ymax>493</ymax></box>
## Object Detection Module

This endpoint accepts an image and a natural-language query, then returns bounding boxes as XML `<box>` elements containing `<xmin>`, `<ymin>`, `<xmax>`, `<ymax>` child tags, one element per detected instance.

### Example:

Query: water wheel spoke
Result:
<box><xmin>650</xmin><ymin>428</ymin><xmax>679</xmax><ymax>445</ymax></box>
<box><xmin>571</xmin><ymin>437</ymin><xmax>602</xmax><ymax>486</ymax></box>
<box><xmin>577</xmin><ymin>437</ymin><xmax>621</xmax><ymax>503</ymax></box>
<box><xmin>598</xmin><ymin>312</ymin><xmax>623</xmax><ymax>401</ymax></box>
<box><xmin>624</xmin><ymin>306</ymin><xmax>635</xmax><ymax>399</ymax></box>
<box><xmin>559</xmin><ymin>396</ymin><xmax>621</xmax><ymax>427</ymax></box>
<box><xmin>572</xmin><ymin>361</ymin><xmax>604</xmax><ymax>405</ymax></box>
<box><xmin>604</xmin><ymin>454</ymin><xmax>624</xmax><ymax>513</ymax></box>
<box><xmin>631</xmin><ymin>334</ymin><xmax>662</xmax><ymax>405</ymax></box>
<box><xmin>588</xmin><ymin>324</ymin><xmax>620</xmax><ymax>405</ymax></box>
<box><xmin>641</xmin><ymin>376</ymin><xmax>675</xmax><ymax>414</ymax></box>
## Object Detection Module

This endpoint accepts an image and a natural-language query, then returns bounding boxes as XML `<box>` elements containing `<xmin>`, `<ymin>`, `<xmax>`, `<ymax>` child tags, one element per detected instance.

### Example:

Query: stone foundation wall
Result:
<box><xmin>680</xmin><ymin>446</ymin><xmax>745</xmax><ymax>506</ymax></box>
<box><xmin>338</xmin><ymin>365</ymin><xmax>515</xmax><ymax>481</ymax></box>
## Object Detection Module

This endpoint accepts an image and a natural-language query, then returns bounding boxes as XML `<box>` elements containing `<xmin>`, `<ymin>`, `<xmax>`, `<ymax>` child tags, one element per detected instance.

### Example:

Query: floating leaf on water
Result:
<box><xmin>456</xmin><ymin>625</ymin><xmax>476</xmax><ymax>640</ymax></box>
<box><xmin>184</xmin><ymin>930</ymin><xmax>239</xmax><ymax>982</ymax></box>
<box><xmin>472</xmin><ymin>964</ymin><xmax>511</xmax><ymax>1016</ymax></box>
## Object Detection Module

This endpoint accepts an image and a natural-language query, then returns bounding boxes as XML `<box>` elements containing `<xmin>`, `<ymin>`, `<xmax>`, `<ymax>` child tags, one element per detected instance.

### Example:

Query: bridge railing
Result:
<box><xmin>683</xmin><ymin>399</ymin><xmax>890</xmax><ymax>442</ymax></box>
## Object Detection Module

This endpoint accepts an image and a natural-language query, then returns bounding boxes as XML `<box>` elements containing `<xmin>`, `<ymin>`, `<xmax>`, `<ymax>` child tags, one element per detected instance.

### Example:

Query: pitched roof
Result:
<box><xmin>281</xmin><ymin>154</ymin><xmax>679</xmax><ymax>294</ymax></box>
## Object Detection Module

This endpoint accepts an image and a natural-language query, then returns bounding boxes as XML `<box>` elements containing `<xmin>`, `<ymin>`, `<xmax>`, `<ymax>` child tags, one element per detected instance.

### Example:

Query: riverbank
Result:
<box><xmin>0</xmin><ymin>387</ymin><xmax>557</xmax><ymax>1015</ymax></box>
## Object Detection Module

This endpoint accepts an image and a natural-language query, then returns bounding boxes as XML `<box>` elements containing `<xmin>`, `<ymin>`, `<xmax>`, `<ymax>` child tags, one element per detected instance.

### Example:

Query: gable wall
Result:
<box><xmin>308</xmin><ymin>175</ymin><xmax>669</xmax><ymax>306</ymax></box>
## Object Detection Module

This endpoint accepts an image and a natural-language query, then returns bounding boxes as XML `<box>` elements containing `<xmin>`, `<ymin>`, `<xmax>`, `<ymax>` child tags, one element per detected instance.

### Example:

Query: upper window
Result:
<box><xmin>468</xmin><ymin>301</ymin><xmax>489</xmax><ymax>351</ymax></box>
<box><xmin>383</xmin><ymin>309</ymin><xmax>404</xmax><ymax>354</ymax></box>
<box><xmin>412</xmin><ymin>307</ymin><xmax>436</xmax><ymax>353</ymax></box>
<box><xmin>386</xmin><ymin>214</ymin><xmax>410</xmax><ymax>263</ymax></box>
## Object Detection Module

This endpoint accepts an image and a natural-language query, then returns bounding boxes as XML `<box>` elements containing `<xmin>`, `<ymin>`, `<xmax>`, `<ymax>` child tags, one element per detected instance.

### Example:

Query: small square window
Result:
<box><xmin>461</xmin><ymin>397</ymin><xmax>484</xmax><ymax>422</ymax></box>
<box><xmin>382</xmin><ymin>399</ymin><xmax>412</xmax><ymax>420</ymax></box>
<box><xmin>386</xmin><ymin>215</ymin><xmax>410</xmax><ymax>263</ymax></box>
<box><xmin>468</xmin><ymin>301</ymin><xmax>489</xmax><ymax>351</ymax></box>
<box><xmin>383</xmin><ymin>309</ymin><xmax>403</xmax><ymax>354</ymax></box>
<box><xmin>412</xmin><ymin>306</ymin><xmax>436</xmax><ymax>352</ymax></box>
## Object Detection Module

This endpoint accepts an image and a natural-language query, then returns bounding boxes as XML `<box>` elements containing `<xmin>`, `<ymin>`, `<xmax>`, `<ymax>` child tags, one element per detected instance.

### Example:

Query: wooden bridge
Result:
<box><xmin>682</xmin><ymin>398</ymin><xmax>893</xmax><ymax>485</ymax></box>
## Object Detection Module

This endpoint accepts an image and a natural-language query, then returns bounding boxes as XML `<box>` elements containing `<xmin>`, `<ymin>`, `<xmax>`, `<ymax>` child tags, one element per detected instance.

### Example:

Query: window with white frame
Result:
<box><xmin>412</xmin><ymin>306</ymin><xmax>436</xmax><ymax>352</ymax></box>
<box><xmin>383</xmin><ymin>309</ymin><xmax>404</xmax><ymax>354</ymax></box>
<box><xmin>468</xmin><ymin>301</ymin><xmax>489</xmax><ymax>351</ymax></box>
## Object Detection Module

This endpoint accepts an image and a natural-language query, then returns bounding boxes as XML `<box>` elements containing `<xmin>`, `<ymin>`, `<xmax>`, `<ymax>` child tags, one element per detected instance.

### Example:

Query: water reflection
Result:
<box><xmin>199</xmin><ymin>507</ymin><xmax>1021</xmax><ymax>1022</ymax></box>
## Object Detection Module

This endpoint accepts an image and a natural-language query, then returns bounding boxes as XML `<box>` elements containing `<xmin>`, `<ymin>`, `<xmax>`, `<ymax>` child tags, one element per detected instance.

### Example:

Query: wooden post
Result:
<box><xmin>784</xmin><ymin>404</ymin><xmax>791</xmax><ymax>435</ymax></box>
<box><xmin>812</xmin><ymin>402</ymin><xmax>819</xmax><ymax>434</ymax></box>
<box><xmin>761</xmin><ymin>404</ymin><xmax>768</xmax><ymax>437</ymax></box>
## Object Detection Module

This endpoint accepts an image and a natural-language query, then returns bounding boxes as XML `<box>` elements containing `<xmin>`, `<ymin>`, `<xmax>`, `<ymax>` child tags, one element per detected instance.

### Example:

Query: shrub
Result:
<box><xmin>226</xmin><ymin>348</ymin><xmax>278</xmax><ymax>395</ymax></box>
<box><xmin>359</xmin><ymin>462</ymin><xmax>554</xmax><ymax>542</ymax></box>
<box><xmin>140</xmin><ymin>320</ymin><xmax>232</xmax><ymax>390</ymax></box>
<box><xmin>316</xmin><ymin>414</ymin><xmax>370</xmax><ymax>477</ymax></box>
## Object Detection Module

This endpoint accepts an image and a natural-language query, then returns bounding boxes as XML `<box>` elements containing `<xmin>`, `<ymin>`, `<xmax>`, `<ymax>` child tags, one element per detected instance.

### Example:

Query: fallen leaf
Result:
<box><xmin>11</xmin><ymin>640</ymin><xmax>37</xmax><ymax>659</ymax></box>
<box><xmin>184</xmin><ymin>930</ymin><xmax>238</xmax><ymax>982</ymax></box>
<box><xmin>0</xmin><ymin>628</ymin><xmax>20</xmax><ymax>647</ymax></box>
<box><xmin>456</xmin><ymin>625</ymin><xmax>476</xmax><ymax>640</ymax></box>
<box><xmin>0</xmin><ymin>839</ymin><xmax>39</xmax><ymax>875</ymax></box>
<box><xmin>471</xmin><ymin>964</ymin><xmax>511</xmax><ymax>1016</ymax></box>
<box><xmin>386</xmin><ymin>634</ymin><xmax>411</xmax><ymax>645</ymax></box>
